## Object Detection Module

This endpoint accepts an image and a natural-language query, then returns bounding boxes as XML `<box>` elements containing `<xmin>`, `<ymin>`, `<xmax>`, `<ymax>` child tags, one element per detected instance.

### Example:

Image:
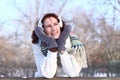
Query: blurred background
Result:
<box><xmin>0</xmin><ymin>0</ymin><xmax>120</xmax><ymax>78</ymax></box>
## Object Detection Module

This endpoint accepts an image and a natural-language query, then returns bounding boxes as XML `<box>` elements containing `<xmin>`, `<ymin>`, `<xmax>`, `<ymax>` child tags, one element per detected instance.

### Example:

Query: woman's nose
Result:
<box><xmin>51</xmin><ymin>25</ymin><xmax>56</xmax><ymax>30</ymax></box>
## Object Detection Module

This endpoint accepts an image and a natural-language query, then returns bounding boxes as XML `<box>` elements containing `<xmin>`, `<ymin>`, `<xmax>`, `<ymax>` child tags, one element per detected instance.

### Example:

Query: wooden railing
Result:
<box><xmin>0</xmin><ymin>77</ymin><xmax>119</xmax><ymax>80</ymax></box>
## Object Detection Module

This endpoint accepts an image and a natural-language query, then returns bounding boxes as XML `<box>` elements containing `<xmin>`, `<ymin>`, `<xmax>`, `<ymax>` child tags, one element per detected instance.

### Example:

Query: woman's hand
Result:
<box><xmin>35</xmin><ymin>26</ymin><xmax>58</xmax><ymax>50</ymax></box>
<box><xmin>57</xmin><ymin>25</ymin><xmax>71</xmax><ymax>53</ymax></box>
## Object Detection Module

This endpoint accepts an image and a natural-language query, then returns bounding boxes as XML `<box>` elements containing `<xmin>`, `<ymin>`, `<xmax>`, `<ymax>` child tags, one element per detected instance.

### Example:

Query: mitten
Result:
<box><xmin>35</xmin><ymin>26</ymin><xmax>58</xmax><ymax>49</ymax></box>
<box><xmin>57</xmin><ymin>25</ymin><xmax>71</xmax><ymax>51</ymax></box>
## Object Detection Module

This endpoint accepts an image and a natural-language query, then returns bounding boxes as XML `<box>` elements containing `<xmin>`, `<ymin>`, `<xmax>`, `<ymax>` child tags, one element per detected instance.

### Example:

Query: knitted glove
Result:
<box><xmin>35</xmin><ymin>26</ymin><xmax>58</xmax><ymax>49</ymax></box>
<box><xmin>57</xmin><ymin>25</ymin><xmax>71</xmax><ymax>51</ymax></box>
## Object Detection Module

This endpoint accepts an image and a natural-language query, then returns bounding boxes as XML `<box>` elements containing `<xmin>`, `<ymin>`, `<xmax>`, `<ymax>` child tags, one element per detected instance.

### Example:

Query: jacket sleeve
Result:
<box><xmin>60</xmin><ymin>51</ymin><xmax>81</xmax><ymax>77</ymax></box>
<box><xmin>32</xmin><ymin>43</ymin><xmax>57</xmax><ymax>78</ymax></box>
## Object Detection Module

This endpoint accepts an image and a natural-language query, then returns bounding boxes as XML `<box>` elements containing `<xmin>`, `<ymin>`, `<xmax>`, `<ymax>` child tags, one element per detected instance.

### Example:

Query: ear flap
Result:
<box><xmin>58</xmin><ymin>17</ymin><xmax>63</xmax><ymax>28</ymax></box>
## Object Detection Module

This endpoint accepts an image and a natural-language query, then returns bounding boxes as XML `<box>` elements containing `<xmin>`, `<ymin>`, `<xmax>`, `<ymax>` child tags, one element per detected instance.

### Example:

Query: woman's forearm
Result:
<box><xmin>33</xmin><ymin>44</ymin><xmax>57</xmax><ymax>78</ymax></box>
<box><xmin>39</xmin><ymin>50</ymin><xmax>57</xmax><ymax>78</ymax></box>
<box><xmin>60</xmin><ymin>51</ymin><xmax>81</xmax><ymax>77</ymax></box>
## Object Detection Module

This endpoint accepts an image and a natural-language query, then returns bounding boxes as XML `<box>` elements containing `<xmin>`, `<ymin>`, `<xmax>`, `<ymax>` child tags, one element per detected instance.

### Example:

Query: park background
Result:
<box><xmin>0</xmin><ymin>0</ymin><xmax>120</xmax><ymax>78</ymax></box>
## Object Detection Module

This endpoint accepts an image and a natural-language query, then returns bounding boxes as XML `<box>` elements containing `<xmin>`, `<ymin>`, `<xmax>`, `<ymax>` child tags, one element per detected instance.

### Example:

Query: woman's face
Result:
<box><xmin>43</xmin><ymin>17</ymin><xmax>61</xmax><ymax>39</ymax></box>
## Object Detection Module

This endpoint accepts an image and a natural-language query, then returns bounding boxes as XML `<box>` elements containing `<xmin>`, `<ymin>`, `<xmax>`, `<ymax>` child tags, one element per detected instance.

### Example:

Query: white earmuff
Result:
<box><xmin>38</xmin><ymin>18</ymin><xmax>44</xmax><ymax>30</ymax></box>
<box><xmin>58</xmin><ymin>17</ymin><xmax>63</xmax><ymax>28</ymax></box>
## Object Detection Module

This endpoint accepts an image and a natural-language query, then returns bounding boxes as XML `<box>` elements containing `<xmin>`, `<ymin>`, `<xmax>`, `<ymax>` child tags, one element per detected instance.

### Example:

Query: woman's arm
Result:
<box><xmin>59</xmin><ymin>51</ymin><xmax>81</xmax><ymax>77</ymax></box>
<box><xmin>32</xmin><ymin>43</ymin><xmax>57</xmax><ymax>78</ymax></box>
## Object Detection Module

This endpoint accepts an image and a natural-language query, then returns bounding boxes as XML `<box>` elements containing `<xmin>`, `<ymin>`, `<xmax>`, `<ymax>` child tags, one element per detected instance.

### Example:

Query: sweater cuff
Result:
<box><xmin>47</xmin><ymin>50</ymin><xmax>57</xmax><ymax>57</ymax></box>
<box><xmin>59</xmin><ymin>50</ymin><xmax>68</xmax><ymax>58</ymax></box>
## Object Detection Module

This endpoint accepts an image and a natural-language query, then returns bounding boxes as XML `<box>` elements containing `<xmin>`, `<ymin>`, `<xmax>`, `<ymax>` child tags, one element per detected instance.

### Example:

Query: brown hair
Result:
<box><xmin>31</xmin><ymin>30</ymin><xmax>38</xmax><ymax>43</ymax></box>
<box><xmin>41</xmin><ymin>13</ymin><xmax>59</xmax><ymax>25</ymax></box>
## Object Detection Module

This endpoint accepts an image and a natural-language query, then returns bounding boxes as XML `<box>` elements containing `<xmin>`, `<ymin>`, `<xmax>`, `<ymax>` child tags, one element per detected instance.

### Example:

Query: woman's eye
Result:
<box><xmin>45</xmin><ymin>25</ymin><xmax>51</xmax><ymax>28</ymax></box>
<box><xmin>54</xmin><ymin>23</ymin><xmax>58</xmax><ymax>26</ymax></box>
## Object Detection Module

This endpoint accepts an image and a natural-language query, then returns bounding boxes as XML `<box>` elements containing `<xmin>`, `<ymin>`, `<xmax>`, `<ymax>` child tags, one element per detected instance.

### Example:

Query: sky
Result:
<box><xmin>0</xmin><ymin>0</ymin><xmax>91</xmax><ymax>36</ymax></box>
<box><xmin>0</xmin><ymin>0</ymin><xmax>120</xmax><ymax>37</ymax></box>
<box><xmin>0</xmin><ymin>0</ymin><xmax>24</xmax><ymax>35</ymax></box>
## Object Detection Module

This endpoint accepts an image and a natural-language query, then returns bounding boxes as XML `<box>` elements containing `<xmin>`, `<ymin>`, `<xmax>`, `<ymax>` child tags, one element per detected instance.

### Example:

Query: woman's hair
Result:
<box><xmin>32</xmin><ymin>13</ymin><xmax>65</xmax><ymax>43</ymax></box>
<box><xmin>41</xmin><ymin>13</ymin><xmax>59</xmax><ymax>25</ymax></box>
<box><xmin>31</xmin><ymin>30</ymin><xmax>38</xmax><ymax>43</ymax></box>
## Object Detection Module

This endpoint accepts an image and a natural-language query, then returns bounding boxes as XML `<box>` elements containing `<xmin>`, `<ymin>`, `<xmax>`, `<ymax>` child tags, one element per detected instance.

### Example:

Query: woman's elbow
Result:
<box><xmin>43</xmin><ymin>74</ymin><xmax>55</xmax><ymax>78</ymax></box>
<box><xmin>68</xmin><ymin>72</ymin><xmax>80</xmax><ymax>77</ymax></box>
<box><xmin>41</xmin><ymin>70</ymin><xmax>56</xmax><ymax>78</ymax></box>
<box><xmin>69</xmin><ymin>74</ymin><xmax>78</xmax><ymax>78</ymax></box>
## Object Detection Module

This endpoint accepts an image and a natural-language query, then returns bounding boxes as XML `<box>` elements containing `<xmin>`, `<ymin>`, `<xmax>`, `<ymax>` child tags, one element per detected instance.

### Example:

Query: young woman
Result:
<box><xmin>31</xmin><ymin>13</ymin><xmax>87</xmax><ymax>78</ymax></box>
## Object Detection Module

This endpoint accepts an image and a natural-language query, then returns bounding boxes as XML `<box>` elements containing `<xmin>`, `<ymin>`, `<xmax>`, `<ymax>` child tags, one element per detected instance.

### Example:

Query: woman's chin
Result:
<box><xmin>52</xmin><ymin>35</ymin><xmax>59</xmax><ymax>39</ymax></box>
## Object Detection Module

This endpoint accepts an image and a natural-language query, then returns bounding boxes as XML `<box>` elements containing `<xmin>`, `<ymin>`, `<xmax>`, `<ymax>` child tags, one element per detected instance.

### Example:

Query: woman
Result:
<box><xmin>32</xmin><ymin>13</ymin><xmax>87</xmax><ymax>78</ymax></box>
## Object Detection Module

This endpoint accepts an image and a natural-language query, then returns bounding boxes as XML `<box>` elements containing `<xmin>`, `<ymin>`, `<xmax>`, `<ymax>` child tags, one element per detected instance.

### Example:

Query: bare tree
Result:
<box><xmin>0</xmin><ymin>0</ymin><xmax>68</xmax><ymax>68</ymax></box>
<box><xmin>71</xmin><ymin>0</ymin><xmax>120</xmax><ymax>76</ymax></box>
